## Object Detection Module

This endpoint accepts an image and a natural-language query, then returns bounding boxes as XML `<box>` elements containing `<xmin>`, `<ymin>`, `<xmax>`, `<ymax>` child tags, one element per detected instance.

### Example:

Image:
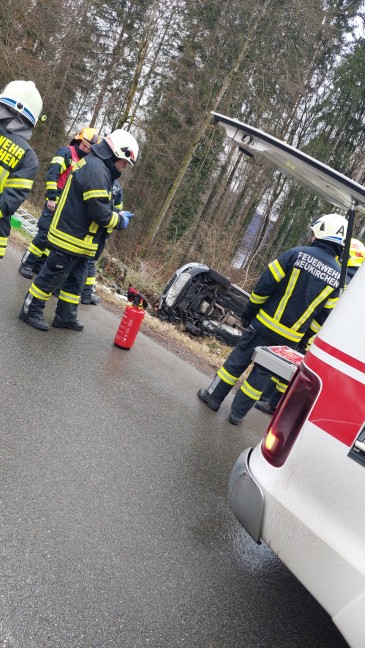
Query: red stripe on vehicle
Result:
<box><xmin>314</xmin><ymin>336</ymin><xmax>365</xmax><ymax>374</ymax></box>
<box><xmin>305</xmin><ymin>352</ymin><xmax>365</xmax><ymax>447</ymax></box>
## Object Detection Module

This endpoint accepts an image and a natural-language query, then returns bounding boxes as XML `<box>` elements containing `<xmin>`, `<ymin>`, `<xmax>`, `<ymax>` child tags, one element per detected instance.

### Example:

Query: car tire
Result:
<box><xmin>185</xmin><ymin>321</ymin><xmax>202</xmax><ymax>337</ymax></box>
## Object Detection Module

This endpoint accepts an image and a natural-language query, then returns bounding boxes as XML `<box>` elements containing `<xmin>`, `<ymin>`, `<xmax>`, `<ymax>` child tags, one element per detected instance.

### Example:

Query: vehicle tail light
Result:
<box><xmin>261</xmin><ymin>364</ymin><xmax>321</xmax><ymax>467</ymax></box>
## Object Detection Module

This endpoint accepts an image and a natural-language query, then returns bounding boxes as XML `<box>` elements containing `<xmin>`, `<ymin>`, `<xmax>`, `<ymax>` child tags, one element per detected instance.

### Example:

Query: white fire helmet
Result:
<box><xmin>310</xmin><ymin>213</ymin><xmax>348</xmax><ymax>246</ymax></box>
<box><xmin>0</xmin><ymin>80</ymin><xmax>43</xmax><ymax>127</ymax></box>
<box><xmin>104</xmin><ymin>129</ymin><xmax>139</xmax><ymax>166</ymax></box>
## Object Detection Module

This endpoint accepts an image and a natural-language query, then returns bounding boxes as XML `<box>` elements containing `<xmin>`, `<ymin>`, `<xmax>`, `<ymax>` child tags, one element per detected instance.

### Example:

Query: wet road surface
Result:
<box><xmin>1</xmin><ymin>246</ymin><xmax>348</xmax><ymax>647</ymax></box>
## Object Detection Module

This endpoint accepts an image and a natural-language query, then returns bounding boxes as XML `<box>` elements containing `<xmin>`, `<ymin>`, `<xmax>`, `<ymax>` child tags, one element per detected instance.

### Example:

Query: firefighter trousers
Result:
<box><xmin>81</xmin><ymin>259</ymin><xmax>96</xmax><ymax>302</ymax></box>
<box><xmin>21</xmin><ymin>249</ymin><xmax>88</xmax><ymax>324</ymax></box>
<box><xmin>206</xmin><ymin>326</ymin><xmax>289</xmax><ymax>421</ymax></box>
<box><xmin>260</xmin><ymin>375</ymin><xmax>288</xmax><ymax>407</ymax></box>
<box><xmin>21</xmin><ymin>203</ymin><xmax>53</xmax><ymax>269</ymax></box>
<box><xmin>0</xmin><ymin>211</ymin><xmax>10</xmax><ymax>259</ymax></box>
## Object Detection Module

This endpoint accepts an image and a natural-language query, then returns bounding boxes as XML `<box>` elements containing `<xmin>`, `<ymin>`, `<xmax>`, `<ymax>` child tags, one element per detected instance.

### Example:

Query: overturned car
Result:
<box><xmin>157</xmin><ymin>263</ymin><xmax>250</xmax><ymax>346</ymax></box>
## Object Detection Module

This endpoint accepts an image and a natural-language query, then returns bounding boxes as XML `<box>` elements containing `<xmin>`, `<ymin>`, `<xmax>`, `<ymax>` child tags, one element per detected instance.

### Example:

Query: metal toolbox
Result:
<box><xmin>252</xmin><ymin>345</ymin><xmax>304</xmax><ymax>382</ymax></box>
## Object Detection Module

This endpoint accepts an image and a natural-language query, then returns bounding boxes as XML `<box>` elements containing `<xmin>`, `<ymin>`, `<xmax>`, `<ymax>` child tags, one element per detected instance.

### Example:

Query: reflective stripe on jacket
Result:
<box><xmin>45</xmin><ymin>145</ymin><xmax>79</xmax><ymax>200</ymax></box>
<box><xmin>48</xmin><ymin>153</ymin><xmax>122</xmax><ymax>258</ymax></box>
<box><xmin>0</xmin><ymin>122</ymin><xmax>39</xmax><ymax>256</ymax></box>
<box><xmin>245</xmin><ymin>241</ymin><xmax>341</xmax><ymax>346</ymax></box>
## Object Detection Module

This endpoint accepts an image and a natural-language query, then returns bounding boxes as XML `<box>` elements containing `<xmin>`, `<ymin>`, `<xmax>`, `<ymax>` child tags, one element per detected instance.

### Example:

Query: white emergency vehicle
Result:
<box><xmin>212</xmin><ymin>114</ymin><xmax>365</xmax><ymax>648</ymax></box>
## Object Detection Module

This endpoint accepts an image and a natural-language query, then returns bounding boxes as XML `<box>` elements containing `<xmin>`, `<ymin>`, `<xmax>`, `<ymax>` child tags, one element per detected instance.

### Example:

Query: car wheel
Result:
<box><xmin>185</xmin><ymin>321</ymin><xmax>203</xmax><ymax>337</ymax></box>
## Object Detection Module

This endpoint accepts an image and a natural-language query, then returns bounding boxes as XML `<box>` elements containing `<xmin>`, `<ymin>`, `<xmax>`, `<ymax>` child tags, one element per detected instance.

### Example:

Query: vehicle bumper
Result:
<box><xmin>228</xmin><ymin>448</ymin><xmax>264</xmax><ymax>543</ymax></box>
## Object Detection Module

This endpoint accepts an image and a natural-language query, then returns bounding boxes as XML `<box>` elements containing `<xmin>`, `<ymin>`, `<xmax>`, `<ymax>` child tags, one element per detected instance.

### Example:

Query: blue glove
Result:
<box><xmin>118</xmin><ymin>210</ymin><xmax>134</xmax><ymax>229</ymax></box>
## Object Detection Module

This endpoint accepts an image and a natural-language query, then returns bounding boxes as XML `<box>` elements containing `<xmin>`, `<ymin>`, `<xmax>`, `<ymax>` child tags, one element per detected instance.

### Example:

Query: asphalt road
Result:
<box><xmin>1</xmin><ymin>246</ymin><xmax>348</xmax><ymax>648</ymax></box>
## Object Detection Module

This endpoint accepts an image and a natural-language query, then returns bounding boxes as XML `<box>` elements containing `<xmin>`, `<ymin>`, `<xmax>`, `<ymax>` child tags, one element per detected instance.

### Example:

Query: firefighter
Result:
<box><xmin>18</xmin><ymin>127</ymin><xmax>100</xmax><ymax>278</ymax></box>
<box><xmin>255</xmin><ymin>237</ymin><xmax>365</xmax><ymax>416</ymax></box>
<box><xmin>18</xmin><ymin>129</ymin><xmax>138</xmax><ymax>332</ymax></box>
<box><xmin>0</xmin><ymin>80</ymin><xmax>42</xmax><ymax>260</ymax></box>
<box><xmin>346</xmin><ymin>237</ymin><xmax>365</xmax><ymax>281</ymax></box>
<box><xmin>297</xmin><ymin>237</ymin><xmax>365</xmax><ymax>351</ymax></box>
<box><xmin>197</xmin><ymin>213</ymin><xmax>348</xmax><ymax>425</ymax></box>
<box><xmin>80</xmin><ymin>178</ymin><xmax>123</xmax><ymax>305</ymax></box>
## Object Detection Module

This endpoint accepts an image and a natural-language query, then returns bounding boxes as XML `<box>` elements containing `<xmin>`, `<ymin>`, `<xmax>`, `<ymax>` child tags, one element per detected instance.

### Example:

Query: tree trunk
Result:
<box><xmin>89</xmin><ymin>33</ymin><xmax>125</xmax><ymax>128</ymax></box>
<box><xmin>143</xmin><ymin>0</ymin><xmax>274</xmax><ymax>251</ymax></box>
<box><xmin>115</xmin><ymin>33</ymin><xmax>150</xmax><ymax>129</ymax></box>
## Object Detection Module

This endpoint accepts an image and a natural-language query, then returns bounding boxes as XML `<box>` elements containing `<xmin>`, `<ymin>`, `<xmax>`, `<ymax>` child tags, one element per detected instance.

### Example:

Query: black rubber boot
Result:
<box><xmin>18</xmin><ymin>263</ymin><xmax>34</xmax><ymax>279</ymax></box>
<box><xmin>53</xmin><ymin>299</ymin><xmax>84</xmax><ymax>331</ymax></box>
<box><xmin>197</xmin><ymin>374</ymin><xmax>233</xmax><ymax>412</ymax></box>
<box><xmin>19</xmin><ymin>292</ymin><xmax>49</xmax><ymax>331</ymax></box>
<box><xmin>255</xmin><ymin>385</ymin><xmax>282</xmax><ymax>415</ymax></box>
<box><xmin>19</xmin><ymin>310</ymin><xmax>49</xmax><ymax>331</ymax></box>
<box><xmin>254</xmin><ymin>400</ymin><xmax>276</xmax><ymax>415</ymax></box>
<box><xmin>197</xmin><ymin>389</ymin><xmax>221</xmax><ymax>411</ymax></box>
<box><xmin>229</xmin><ymin>387</ymin><xmax>260</xmax><ymax>426</ymax></box>
<box><xmin>228</xmin><ymin>413</ymin><xmax>242</xmax><ymax>426</ymax></box>
<box><xmin>52</xmin><ymin>319</ymin><xmax>84</xmax><ymax>331</ymax></box>
<box><xmin>81</xmin><ymin>292</ymin><xmax>100</xmax><ymax>305</ymax></box>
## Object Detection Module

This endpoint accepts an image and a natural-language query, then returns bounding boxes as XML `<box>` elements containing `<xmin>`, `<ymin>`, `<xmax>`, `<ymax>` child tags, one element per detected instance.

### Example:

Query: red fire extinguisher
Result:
<box><xmin>114</xmin><ymin>299</ymin><xmax>145</xmax><ymax>349</ymax></box>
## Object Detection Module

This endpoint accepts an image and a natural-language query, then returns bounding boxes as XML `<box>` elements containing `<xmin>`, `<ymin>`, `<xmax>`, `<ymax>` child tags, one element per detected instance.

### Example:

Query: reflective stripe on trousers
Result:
<box><xmin>206</xmin><ymin>326</ymin><xmax>284</xmax><ymax>408</ymax></box>
<box><xmin>22</xmin><ymin>249</ymin><xmax>88</xmax><ymax>322</ymax></box>
<box><xmin>231</xmin><ymin>363</ymin><xmax>274</xmax><ymax>419</ymax></box>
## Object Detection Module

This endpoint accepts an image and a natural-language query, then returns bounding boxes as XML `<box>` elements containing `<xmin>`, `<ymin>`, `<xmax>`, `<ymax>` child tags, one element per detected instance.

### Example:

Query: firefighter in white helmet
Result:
<box><xmin>19</xmin><ymin>129</ymin><xmax>138</xmax><ymax>331</ymax></box>
<box><xmin>198</xmin><ymin>212</ymin><xmax>348</xmax><ymax>425</ymax></box>
<box><xmin>297</xmin><ymin>236</ymin><xmax>365</xmax><ymax>352</ymax></box>
<box><xmin>18</xmin><ymin>127</ymin><xmax>100</xmax><ymax>280</ymax></box>
<box><xmin>0</xmin><ymin>80</ymin><xmax>43</xmax><ymax>260</ymax></box>
<box><xmin>255</xmin><ymin>234</ymin><xmax>365</xmax><ymax>416</ymax></box>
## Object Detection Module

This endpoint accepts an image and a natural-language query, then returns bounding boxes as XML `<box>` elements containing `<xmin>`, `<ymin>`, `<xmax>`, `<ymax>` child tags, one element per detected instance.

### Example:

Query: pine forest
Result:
<box><xmin>1</xmin><ymin>0</ymin><xmax>365</xmax><ymax>289</ymax></box>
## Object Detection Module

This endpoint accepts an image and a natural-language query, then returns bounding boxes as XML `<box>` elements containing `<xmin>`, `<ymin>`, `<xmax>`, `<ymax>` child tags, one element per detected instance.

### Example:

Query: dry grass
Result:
<box><xmin>96</xmin><ymin>283</ymin><xmax>233</xmax><ymax>375</ymax></box>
